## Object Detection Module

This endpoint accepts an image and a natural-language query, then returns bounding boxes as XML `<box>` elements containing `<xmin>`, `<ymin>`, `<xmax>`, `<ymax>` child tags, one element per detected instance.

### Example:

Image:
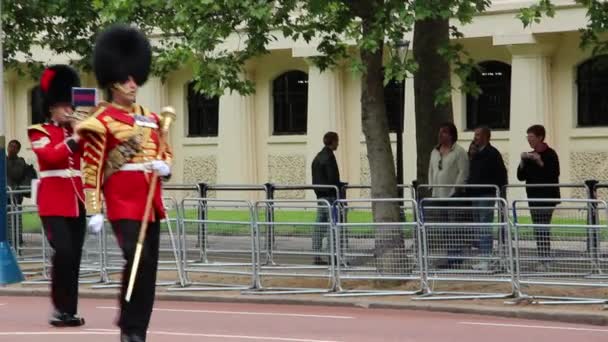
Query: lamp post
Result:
<box><xmin>394</xmin><ymin>40</ymin><xmax>409</xmax><ymax>199</ymax></box>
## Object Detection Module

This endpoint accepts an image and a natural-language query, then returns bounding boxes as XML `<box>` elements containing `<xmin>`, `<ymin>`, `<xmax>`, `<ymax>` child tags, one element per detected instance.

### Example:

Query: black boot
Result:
<box><xmin>49</xmin><ymin>311</ymin><xmax>85</xmax><ymax>327</ymax></box>
<box><xmin>121</xmin><ymin>332</ymin><xmax>146</xmax><ymax>342</ymax></box>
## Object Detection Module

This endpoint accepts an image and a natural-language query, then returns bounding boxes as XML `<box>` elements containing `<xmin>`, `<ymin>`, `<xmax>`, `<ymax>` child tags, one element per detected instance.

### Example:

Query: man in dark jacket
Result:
<box><xmin>6</xmin><ymin>139</ymin><xmax>27</xmax><ymax>246</ymax></box>
<box><xmin>517</xmin><ymin>124</ymin><xmax>560</xmax><ymax>271</ymax></box>
<box><xmin>311</xmin><ymin>131</ymin><xmax>342</xmax><ymax>265</ymax></box>
<box><xmin>467</xmin><ymin>127</ymin><xmax>507</xmax><ymax>270</ymax></box>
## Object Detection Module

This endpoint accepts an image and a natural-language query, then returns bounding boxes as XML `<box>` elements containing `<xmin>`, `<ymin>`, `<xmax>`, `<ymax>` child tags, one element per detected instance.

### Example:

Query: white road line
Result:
<box><xmin>86</xmin><ymin>329</ymin><xmax>341</xmax><ymax>342</ymax></box>
<box><xmin>96</xmin><ymin>306</ymin><xmax>354</xmax><ymax>319</ymax></box>
<box><xmin>460</xmin><ymin>322</ymin><xmax>608</xmax><ymax>333</ymax></box>
<box><xmin>0</xmin><ymin>332</ymin><xmax>116</xmax><ymax>336</ymax></box>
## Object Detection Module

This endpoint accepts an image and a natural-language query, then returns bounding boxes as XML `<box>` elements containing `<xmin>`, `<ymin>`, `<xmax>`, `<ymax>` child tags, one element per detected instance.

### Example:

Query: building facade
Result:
<box><xmin>3</xmin><ymin>1</ymin><xmax>606</xmax><ymax>201</ymax></box>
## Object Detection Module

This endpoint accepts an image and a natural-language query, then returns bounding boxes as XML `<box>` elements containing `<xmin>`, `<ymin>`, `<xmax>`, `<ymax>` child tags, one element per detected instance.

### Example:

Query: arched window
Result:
<box><xmin>272</xmin><ymin>70</ymin><xmax>308</xmax><ymax>135</ymax></box>
<box><xmin>384</xmin><ymin>78</ymin><xmax>405</xmax><ymax>133</ymax></box>
<box><xmin>186</xmin><ymin>81</ymin><xmax>219</xmax><ymax>137</ymax></box>
<box><xmin>30</xmin><ymin>86</ymin><xmax>45</xmax><ymax>125</ymax></box>
<box><xmin>577</xmin><ymin>55</ymin><xmax>608</xmax><ymax>127</ymax></box>
<box><xmin>466</xmin><ymin>61</ymin><xmax>511</xmax><ymax>130</ymax></box>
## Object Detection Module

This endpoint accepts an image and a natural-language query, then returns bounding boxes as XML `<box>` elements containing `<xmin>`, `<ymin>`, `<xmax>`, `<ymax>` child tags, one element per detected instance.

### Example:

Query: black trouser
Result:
<box><xmin>111</xmin><ymin>219</ymin><xmax>160</xmax><ymax>338</ymax></box>
<box><xmin>424</xmin><ymin>199</ymin><xmax>473</xmax><ymax>261</ymax></box>
<box><xmin>41</xmin><ymin>202</ymin><xmax>86</xmax><ymax>315</ymax></box>
<box><xmin>530</xmin><ymin>207</ymin><xmax>554</xmax><ymax>259</ymax></box>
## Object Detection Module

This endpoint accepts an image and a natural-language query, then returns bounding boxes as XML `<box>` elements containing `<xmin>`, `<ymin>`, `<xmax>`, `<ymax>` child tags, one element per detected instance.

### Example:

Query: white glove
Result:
<box><xmin>87</xmin><ymin>214</ymin><xmax>104</xmax><ymax>234</ymax></box>
<box><xmin>150</xmin><ymin>160</ymin><xmax>171</xmax><ymax>177</ymax></box>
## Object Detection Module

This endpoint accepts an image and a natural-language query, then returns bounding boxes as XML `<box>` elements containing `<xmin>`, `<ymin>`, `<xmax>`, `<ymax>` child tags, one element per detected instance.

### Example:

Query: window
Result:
<box><xmin>466</xmin><ymin>61</ymin><xmax>511</xmax><ymax>130</ymax></box>
<box><xmin>577</xmin><ymin>55</ymin><xmax>608</xmax><ymax>127</ymax></box>
<box><xmin>30</xmin><ymin>86</ymin><xmax>45</xmax><ymax>125</ymax></box>
<box><xmin>384</xmin><ymin>78</ymin><xmax>405</xmax><ymax>133</ymax></box>
<box><xmin>272</xmin><ymin>70</ymin><xmax>308</xmax><ymax>135</ymax></box>
<box><xmin>187</xmin><ymin>81</ymin><xmax>219</xmax><ymax>137</ymax></box>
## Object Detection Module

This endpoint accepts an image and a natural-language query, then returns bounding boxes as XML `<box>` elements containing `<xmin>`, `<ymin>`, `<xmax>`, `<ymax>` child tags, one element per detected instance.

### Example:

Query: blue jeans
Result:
<box><xmin>313</xmin><ymin>198</ymin><xmax>335</xmax><ymax>253</ymax></box>
<box><xmin>473</xmin><ymin>200</ymin><xmax>494</xmax><ymax>256</ymax></box>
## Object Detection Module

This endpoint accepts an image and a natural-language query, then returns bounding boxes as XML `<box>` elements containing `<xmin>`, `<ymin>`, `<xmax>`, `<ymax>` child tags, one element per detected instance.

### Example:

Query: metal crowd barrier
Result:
<box><xmin>91</xmin><ymin>196</ymin><xmax>183</xmax><ymax>289</ymax></box>
<box><xmin>158</xmin><ymin>196</ymin><xmax>186</xmax><ymax>286</ymax></box>
<box><xmin>503</xmin><ymin>183</ymin><xmax>589</xmax><ymax>211</ymax></box>
<box><xmin>8</xmin><ymin>186</ymin><xmax>105</xmax><ymax>285</ymax></box>
<box><xmin>243</xmin><ymin>199</ymin><xmax>337</xmax><ymax>295</ymax></box>
<box><xmin>326</xmin><ymin>198</ymin><xmax>424</xmax><ymax>297</ymax></box>
<box><xmin>11</xmin><ymin>181</ymin><xmax>608</xmax><ymax>306</ymax></box>
<box><xmin>508</xmin><ymin>199</ymin><xmax>608</xmax><ymax>305</ymax></box>
<box><xmin>417</xmin><ymin>184</ymin><xmax>500</xmax><ymax>199</ymax></box>
<box><xmin>168</xmin><ymin>198</ymin><xmax>257</xmax><ymax>292</ymax></box>
<box><xmin>415</xmin><ymin>197</ymin><xmax>515</xmax><ymax>300</ymax></box>
<box><xmin>262</xmin><ymin>184</ymin><xmax>340</xmax><ymax>267</ymax></box>
<box><xmin>7</xmin><ymin>187</ymin><xmax>45</xmax><ymax>264</ymax></box>
<box><xmin>197</xmin><ymin>184</ymin><xmax>267</xmax><ymax>264</ymax></box>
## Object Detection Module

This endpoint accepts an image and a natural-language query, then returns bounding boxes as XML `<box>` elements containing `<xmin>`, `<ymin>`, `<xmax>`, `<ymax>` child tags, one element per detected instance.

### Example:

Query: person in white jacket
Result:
<box><xmin>427</xmin><ymin>122</ymin><xmax>470</xmax><ymax>269</ymax></box>
<box><xmin>428</xmin><ymin>122</ymin><xmax>469</xmax><ymax>198</ymax></box>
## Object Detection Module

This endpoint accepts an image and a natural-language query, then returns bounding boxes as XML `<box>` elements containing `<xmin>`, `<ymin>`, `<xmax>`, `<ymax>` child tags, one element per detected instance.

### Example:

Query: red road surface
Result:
<box><xmin>0</xmin><ymin>296</ymin><xmax>607</xmax><ymax>341</ymax></box>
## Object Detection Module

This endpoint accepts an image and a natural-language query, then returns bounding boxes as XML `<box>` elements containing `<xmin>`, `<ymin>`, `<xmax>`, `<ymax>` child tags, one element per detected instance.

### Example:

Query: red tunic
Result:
<box><xmin>76</xmin><ymin>103</ymin><xmax>172</xmax><ymax>222</ymax></box>
<box><xmin>27</xmin><ymin>122</ymin><xmax>84</xmax><ymax>217</ymax></box>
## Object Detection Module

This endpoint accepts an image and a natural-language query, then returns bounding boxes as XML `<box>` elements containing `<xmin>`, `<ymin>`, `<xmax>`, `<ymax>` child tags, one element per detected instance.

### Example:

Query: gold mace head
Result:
<box><xmin>159</xmin><ymin>106</ymin><xmax>177</xmax><ymax>132</ymax></box>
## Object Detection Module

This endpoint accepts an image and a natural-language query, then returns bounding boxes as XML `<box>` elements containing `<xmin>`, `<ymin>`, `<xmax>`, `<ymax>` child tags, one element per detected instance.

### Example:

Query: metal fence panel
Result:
<box><xmin>92</xmin><ymin>196</ymin><xmax>183</xmax><ymax>289</ymax></box>
<box><xmin>326</xmin><ymin>199</ymin><xmax>424</xmax><ymax>297</ymax></box>
<box><xmin>415</xmin><ymin>197</ymin><xmax>515</xmax><ymax>300</ymax></box>
<box><xmin>244</xmin><ymin>199</ymin><xmax>336</xmax><ymax>295</ymax></box>
<box><xmin>168</xmin><ymin>198</ymin><xmax>256</xmax><ymax>292</ymax></box>
<box><xmin>510</xmin><ymin>199</ymin><xmax>608</xmax><ymax>304</ymax></box>
<box><xmin>9</xmin><ymin>186</ymin><xmax>105</xmax><ymax>285</ymax></box>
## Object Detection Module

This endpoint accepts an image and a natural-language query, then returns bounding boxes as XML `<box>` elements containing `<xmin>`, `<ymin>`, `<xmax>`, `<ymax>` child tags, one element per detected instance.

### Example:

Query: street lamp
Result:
<box><xmin>393</xmin><ymin>39</ymin><xmax>410</xmax><ymax>199</ymax></box>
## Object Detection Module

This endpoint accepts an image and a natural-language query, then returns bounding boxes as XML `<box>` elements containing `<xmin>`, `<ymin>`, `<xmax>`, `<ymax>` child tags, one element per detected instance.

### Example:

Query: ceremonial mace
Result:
<box><xmin>125</xmin><ymin>106</ymin><xmax>176</xmax><ymax>302</ymax></box>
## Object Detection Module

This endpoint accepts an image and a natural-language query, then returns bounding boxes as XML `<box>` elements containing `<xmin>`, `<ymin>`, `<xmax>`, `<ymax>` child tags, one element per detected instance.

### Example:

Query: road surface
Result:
<box><xmin>0</xmin><ymin>295</ymin><xmax>606</xmax><ymax>341</ymax></box>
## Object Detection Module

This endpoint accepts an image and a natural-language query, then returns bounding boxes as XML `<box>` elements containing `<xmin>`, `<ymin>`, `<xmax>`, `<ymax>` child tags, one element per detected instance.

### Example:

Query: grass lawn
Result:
<box><xmin>17</xmin><ymin>209</ymin><xmax>603</xmax><ymax>239</ymax></box>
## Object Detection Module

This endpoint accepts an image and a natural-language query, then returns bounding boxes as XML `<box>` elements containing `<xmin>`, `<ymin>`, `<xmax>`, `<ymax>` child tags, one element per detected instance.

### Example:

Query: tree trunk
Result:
<box><xmin>359</xmin><ymin>16</ymin><xmax>406</xmax><ymax>275</ymax></box>
<box><xmin>413</xmin><ymin>18</ymin><xmax>454</xmax><ymax>196</ymax></box>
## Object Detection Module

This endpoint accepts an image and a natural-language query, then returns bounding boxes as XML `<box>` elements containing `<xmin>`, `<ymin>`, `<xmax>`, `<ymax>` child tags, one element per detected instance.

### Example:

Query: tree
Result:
<box><xmin>2</xmin><ymin>1</ymin><xmax>156</xmax><ymax>78</ymax></box>
<box><xmin>3</xmin><ymin>0</ymin><xmax>490</xmax><ymax>272</ymax></box>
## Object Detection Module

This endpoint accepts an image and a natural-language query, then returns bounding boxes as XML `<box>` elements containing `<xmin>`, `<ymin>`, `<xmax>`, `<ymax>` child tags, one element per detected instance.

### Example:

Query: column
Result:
<box><xmin>305</xmin><ymin>64</ymin><xmax>347</xmax><ymax>197</ymax></box>
<box><xmin>503</xmin><ymin>39</ymin><xmax>556</xmax><ymax>183</ymax></box>
<box><xmin>403</xmin><ymin>77</ymin><xmax>416</xmax><ymax>186</ymax></box>
<box><xmin>137</xmin><ymin>77</ymin><xmax>164</xmax><ymax>113</ymax></box>
<box><xmin>217</xmin><ymin>71</ymin><xmax>258</xmax><ymax>200</ymax></box>
<box><xmin>3</xmin><ymin>81</ymin><xmax>15</xmax><ymax>140</ymax></box>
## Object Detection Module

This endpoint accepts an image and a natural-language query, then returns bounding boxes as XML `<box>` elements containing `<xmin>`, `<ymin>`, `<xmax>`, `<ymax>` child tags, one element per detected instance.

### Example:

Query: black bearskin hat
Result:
<box><xmin>93</xmin><ymin>23</ymin><xmax>152</xmax><ymax>88</ymax></box>
<box><xmin>40</xmin><ymin>64</ymin><xmax>81</xmax><ymax>115</ymax></box>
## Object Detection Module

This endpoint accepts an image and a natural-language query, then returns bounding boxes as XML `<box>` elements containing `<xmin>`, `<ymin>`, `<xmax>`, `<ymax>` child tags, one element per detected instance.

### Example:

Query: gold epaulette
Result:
<box><xmin>76</xmin><ymin>112</ymin><xmax>106</xmax><ymax>135</ymax></box>
<box><xmin>27</xmin><ymin>124</ymin><xmax>49</xmax><ymax>136</ymax></box>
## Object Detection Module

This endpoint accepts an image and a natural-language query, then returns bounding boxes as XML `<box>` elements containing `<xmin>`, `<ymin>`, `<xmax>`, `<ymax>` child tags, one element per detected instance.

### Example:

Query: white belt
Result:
<box><xmin>39</xmin><ymin>169</ymin><xmax>82</xmax><ymax>179</ymax></box>
<box><xmin>119</xmin><ymin>162</ymin><xmax>153</xmax><ymax>172</ymax></box>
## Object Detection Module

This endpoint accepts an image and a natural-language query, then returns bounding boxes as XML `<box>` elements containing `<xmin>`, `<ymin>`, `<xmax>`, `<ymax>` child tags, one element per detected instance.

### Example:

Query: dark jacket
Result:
<box><xmin>6</xmin><ymin>156</ymin><xmax>26</xmax><ymax>188</ymax></box>
<box><xmin>467</xmin><ymin>144</ymin><xmax>508</xmax><ymax>197</ymax></box>
<box><xmin>517</xmin><ymin>145</ymin><xmax>560</xmax><ymax>206</ymax></box>
<box><xmin>311</xmin><ymin>147</ymin><xmax>341</xmax><ymax>199</ymax></box>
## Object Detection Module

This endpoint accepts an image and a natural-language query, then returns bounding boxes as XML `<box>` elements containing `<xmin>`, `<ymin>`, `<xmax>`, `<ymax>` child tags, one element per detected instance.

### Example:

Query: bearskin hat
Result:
<box><xmin>93</xmin><ymin>23</ymin><xmax>152</xmax><ymax>88</ymax></box>
<box><xmin>39</xmin><ymin>64</ymin><xmax>81</xmax><ymax>115</ymax></box>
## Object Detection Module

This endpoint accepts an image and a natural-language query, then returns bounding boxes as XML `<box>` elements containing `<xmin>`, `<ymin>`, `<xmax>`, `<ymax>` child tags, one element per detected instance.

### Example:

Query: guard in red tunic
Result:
<box><xmin>76</xmin><ymin>24</ymin><xmax>172</xmax><ymax>342</ymax></box>
<box><xmin>27</xmin><ymin>64</ymin><xmax>86</xmax><ymax>327</ymax></box>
